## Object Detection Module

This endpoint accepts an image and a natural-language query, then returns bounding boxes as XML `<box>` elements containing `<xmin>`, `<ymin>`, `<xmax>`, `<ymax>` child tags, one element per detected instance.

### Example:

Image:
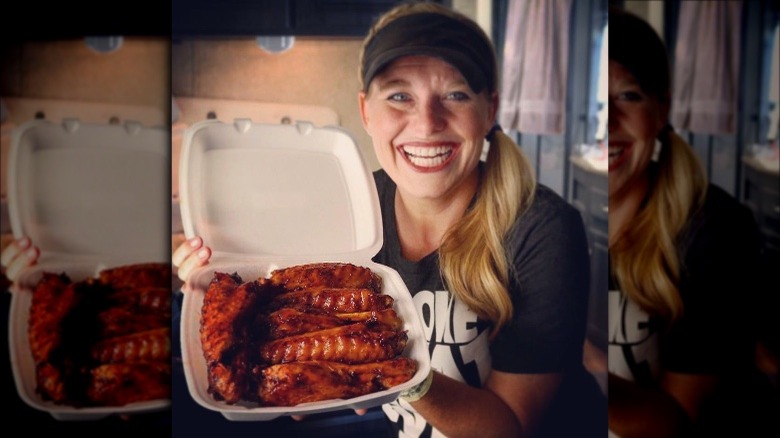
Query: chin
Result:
<box><xmin>398</xmin><ymin>183</ymin><xmax>449</xmax><ymax>200</ymax></box>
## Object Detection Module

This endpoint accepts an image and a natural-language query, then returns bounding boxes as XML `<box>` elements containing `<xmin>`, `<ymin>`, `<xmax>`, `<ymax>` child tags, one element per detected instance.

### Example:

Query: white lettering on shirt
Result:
<box><xmin>388</xmin><ymin>289</ymin><xmax>491</xmax><ymax>437</ymax></box>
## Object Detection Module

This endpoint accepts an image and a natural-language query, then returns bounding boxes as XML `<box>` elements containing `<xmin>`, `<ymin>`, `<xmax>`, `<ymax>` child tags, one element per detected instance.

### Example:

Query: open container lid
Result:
<box><xmin>6</xmin><ymin>119</ymin><xmax>171</xmax><ymax>419</ymax></box>
<box><xmin>179</xmin><ymin>119</ymin><xmax>382</xmax><ymax>267</ymax></box>
<box><xmin>7</xmin><ymin>119</ymin><xmax>169</xmax><ymax>286</ymax></box>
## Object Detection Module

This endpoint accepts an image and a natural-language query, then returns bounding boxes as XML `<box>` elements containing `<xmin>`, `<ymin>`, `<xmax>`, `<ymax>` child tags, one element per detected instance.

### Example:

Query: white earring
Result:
<box><xmin>652</xmin><ymin>139</ymin><xmax>662</xmax><ymax>162</ymax></box>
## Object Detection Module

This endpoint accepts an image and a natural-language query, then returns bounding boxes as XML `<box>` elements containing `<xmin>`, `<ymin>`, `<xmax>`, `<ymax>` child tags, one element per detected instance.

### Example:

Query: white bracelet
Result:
<box><xmin>399</xmin><ymin>369</ymin><xmax>434</xmax><ymax>403</ymax></box>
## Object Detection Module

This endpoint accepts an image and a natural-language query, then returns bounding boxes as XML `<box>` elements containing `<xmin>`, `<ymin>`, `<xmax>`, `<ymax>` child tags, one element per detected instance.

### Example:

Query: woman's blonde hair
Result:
<box><xmin>360</xmin><ymin>3</ymin><xmax>536</xmax><ymax>336</ymax></box>
<box><xmin>609</xmin><ymin>7</ymin><xmax>707</xmax><ymax>323</ymax></box>
<box><xmin>611</xmin><ymin>131</ymin><xmax>707</xmax><ymax>323</ymax></box>
<box><xmin>440</xmin><ymin>130</ymin><xmax>536</xmax><ymax>336</ymax></box>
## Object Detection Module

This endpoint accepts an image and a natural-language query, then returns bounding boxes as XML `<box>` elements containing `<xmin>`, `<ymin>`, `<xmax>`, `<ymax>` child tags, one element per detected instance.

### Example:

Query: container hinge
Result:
<box><xmin>295</xmin><ymin>121</ymin><xmax>314</xmax><ymax>135</ymax></box>
<box><xmin>234</xmin><ymin>118</ymin><xmax>252</xmax><ymax>134</ymax></box>
<box><xmin>62</xmin><ymin>118</ymin><xmax>80</xmax><ymax>133</ymax></box>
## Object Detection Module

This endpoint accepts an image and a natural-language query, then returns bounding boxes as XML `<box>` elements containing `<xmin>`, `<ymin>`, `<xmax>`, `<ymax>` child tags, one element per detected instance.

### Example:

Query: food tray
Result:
<box><xmin>181</xmin><ymin>260</ymin><xmax>429</xmax><ymax>421</ymax></box>
<box><xmin>6</xmin><ymin>119</ymin><xmax>169</xmax><ymax>420</ymax></box>
<box><xmin>9</xmin><ymin>263</ymin><xmax>171</xmax><ymax>420</ymax></box>
<box><xmin>178</xmin><ymin>119</ymin><xmax>430</xmax><ymax>420</ymax></box>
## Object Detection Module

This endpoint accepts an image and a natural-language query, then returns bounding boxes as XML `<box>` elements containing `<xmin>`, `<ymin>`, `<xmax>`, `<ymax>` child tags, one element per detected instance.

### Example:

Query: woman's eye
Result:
<box><xmin>446</xmin><ymin>91</ymin><xmax>470</xmax><ymax>101</ymax></box>
<box><xmin>617</xmin><ymin>91</ymin><xmax>643</xmax><ymax>102</ymax></box>
<box><xmin>388</xmin><ymin>93</ymin><xmax>410</xmax><ymax>102</ymax></box>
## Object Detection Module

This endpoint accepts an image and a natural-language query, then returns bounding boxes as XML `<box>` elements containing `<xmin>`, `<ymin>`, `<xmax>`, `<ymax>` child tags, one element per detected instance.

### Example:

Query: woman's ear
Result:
<box><xmin>358</xmin><ymin>91</ymin><xmax>370</xmax><ymax>131</ymax></box>
<box><xmin>660</xmin><ymin>91</ymin><xmax>671</xmax><ymax>126</ymax></box>
<box><xmin>489</xmin><ymin>91</ymin><xmax>499</xmax><ymax>126</ymax></box>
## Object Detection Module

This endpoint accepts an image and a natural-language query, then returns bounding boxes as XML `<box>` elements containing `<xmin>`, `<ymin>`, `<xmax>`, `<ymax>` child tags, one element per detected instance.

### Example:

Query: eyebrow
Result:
<box><xmin>610</xmin><ymin>75</ymin><xmax>643</xmax><ymax>91</ymax></box>
<box><xmin>375</xmin><ymin>79</ymin><xmax>472</xmax><ymax>96</ymax></box>
<box><xmin>375</xmin><ymin>78</ymin><xmax>410</xmax><ymax>92</ymax></box>
<box><xmin>610</xmin><ymin>70</ymin><xmax>641</xmax><ymax>87</ymax></box>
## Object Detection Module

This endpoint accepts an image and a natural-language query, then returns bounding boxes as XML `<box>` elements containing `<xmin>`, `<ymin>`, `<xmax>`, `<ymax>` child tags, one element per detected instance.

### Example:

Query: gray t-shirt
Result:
<box><xmin>372</xmin><ymin>169</ymin><xmax>605</xmax><ymax>438</ymax></box>
<box><xmin>608</xmin><ymin>184</ymin><xmax>770</xmax><ymax>437</ymax></box>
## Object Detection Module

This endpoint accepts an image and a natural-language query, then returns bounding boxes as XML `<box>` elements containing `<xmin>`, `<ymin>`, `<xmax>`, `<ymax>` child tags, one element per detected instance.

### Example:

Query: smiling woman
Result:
<box><xmin>173</xmin><ymin>2</ymin><xmax>606</xmax><ymax>437</ymax></box>
<box><xmin>357</xmin><ymin>3</ymin><xmax>605</xmax><ymax>438</ymax></box>
<box><xmin>607</xmin><ymin>6</ymin><xmax>775</xmax><ymax>438</ymax></box>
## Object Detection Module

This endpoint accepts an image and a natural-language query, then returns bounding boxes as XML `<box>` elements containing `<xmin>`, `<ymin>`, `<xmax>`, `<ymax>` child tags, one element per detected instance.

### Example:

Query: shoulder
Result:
<box><xmin>373</xmin><ymin>169</ymin><xmax>395</xmax><ymax>201</ymax></box>
<box><xmin>373</xmin><ymin>169</ymin><xmax>392</xmax><ymax>189</ymax></box>
<box><xmin>506</xmin><ymin>184</ymin><xmax>589</xmax><ymax>265</ymax></box>
<box><xmin>679</xmin><ymin>183</ymin><xmax>761</xmax><ymax>270</ymax></box>
<box><xmin>700</xmin><ymin>184</ymin><xmax>751</xmax><ymax>217</ymax></box>
<box><xmin>520</xmin><ymin>184</ymin><xmax>586</xmax><ymax>231</ymax></box>
<box><xmin>682</xmin><ymin>184</ymin><xmax>758</xmax><ymax>247</ymax></box>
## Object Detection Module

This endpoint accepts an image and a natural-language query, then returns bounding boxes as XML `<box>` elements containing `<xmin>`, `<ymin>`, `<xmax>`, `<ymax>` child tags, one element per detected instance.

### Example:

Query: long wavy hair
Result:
<box><xmin>609</xmin><ymin>8</ymin><xmax>707</xmax><ymax>323</ymax></box>
<box><xmin>359</xmin><ymin>3</ymin><xmax>536</xmax><ymax>336</ymax></box>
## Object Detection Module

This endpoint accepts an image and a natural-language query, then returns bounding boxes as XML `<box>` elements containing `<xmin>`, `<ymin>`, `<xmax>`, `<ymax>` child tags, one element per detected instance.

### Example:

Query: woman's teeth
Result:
<box><xmin>608</xmin><ymin>146</ymin><xmax>623</xmax><ymax>166</ymax></box>
<box><xmin>402</xmin><ymin>146</ymin><xmax>453</xmax><ymax>167</ymax></box>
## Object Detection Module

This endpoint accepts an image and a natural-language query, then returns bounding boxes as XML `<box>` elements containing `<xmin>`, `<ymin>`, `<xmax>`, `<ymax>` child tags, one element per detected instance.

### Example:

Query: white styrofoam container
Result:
<box><xmin>7</xmin><ymin>119</ymin><xmax>170</xmax><ymax>420</ymax></box>
<box><xmin>179</xmin><ymin>119</ymin><xmax>430</xmax><ymax>421</ymax></box>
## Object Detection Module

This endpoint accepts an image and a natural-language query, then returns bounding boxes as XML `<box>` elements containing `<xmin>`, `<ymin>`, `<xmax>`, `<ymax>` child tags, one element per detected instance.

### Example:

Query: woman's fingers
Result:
<box><xmin>3</xmin><ymin>235</ymin><xmax>213</xmax><ymax>283</ymax></box>
<box><xmin>354</xmin><ymin>408</ymin><xmax>368</xmax><ymax>416</ymax></box>
<box><xmin>1</xmin><ymin>237</ymin><xmax>31</xmax><ymax>267</ymax></box>
<box><xmin>173</xmin><ymin>236</ymin><xmax>212</xmax><ymax>283</ymax></box>
<box><xmin>3</xmin><ymin>239</ymin><xmax>39</xmax><ymax>281</ymax></box>
<box><xmin>176</xmin><ymin>244</ymin><xmax>211</xmax><ymax>283</ymax></box>
<box><xmin>172</xmin><ymin>236</ymin><xmax>203</xmax><ymax>267</ymax></box>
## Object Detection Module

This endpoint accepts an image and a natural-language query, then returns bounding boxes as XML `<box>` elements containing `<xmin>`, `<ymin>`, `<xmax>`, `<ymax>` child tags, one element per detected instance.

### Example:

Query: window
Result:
<box><xmin>595</xmin><ymin>22</ymin><xmax>609</xmax><ymax>144</ymax></box>
<box><xmin>763</xmin><ymin>21</ymin><xmax>779</xmax><ymax>145</ymax></box>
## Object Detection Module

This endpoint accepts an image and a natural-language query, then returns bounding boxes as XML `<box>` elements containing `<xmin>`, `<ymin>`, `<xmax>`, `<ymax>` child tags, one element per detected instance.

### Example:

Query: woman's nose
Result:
<box><xmin>414</xmin><ymin>98</ymin><xmax>447</xmax><ymax>134</ymax></box>
<box><xmin>607</xmin><ymin>99</ymin><xmax>619</xmax><ymax>133</ymax></box>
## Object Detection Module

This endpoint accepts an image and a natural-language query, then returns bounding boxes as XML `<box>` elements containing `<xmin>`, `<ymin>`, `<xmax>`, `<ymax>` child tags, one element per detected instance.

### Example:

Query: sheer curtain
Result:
<box><xmin>499</xmin><ymin>0</ymin><xmax>574</xmax><ymax>135</ymax></box>
<box><xmin>672</xmin><ymin>0</ymin><xmax>743</xmax><ymax>134</ymax></box>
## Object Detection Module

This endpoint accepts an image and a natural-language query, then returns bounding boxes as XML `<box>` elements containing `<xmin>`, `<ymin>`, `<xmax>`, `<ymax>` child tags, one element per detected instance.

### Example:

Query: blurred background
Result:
<box><xmin>1</xmin><ymin>2</ymin><xmax>171</xmax><ymax>434</ymax></box>
<box><xmin>169</xmin><ymin>1</ymin><xmax>778</xmax><ymax>434</ymax></box>
<box><xmin>2</xmin><ymin>0</ymin><xmax>776</xmax><ymax>436</ymax></box>
<box><xmin>612</xmin><ymin>0</ymin><xmax>780</xmax><ymax>399</ymax></box>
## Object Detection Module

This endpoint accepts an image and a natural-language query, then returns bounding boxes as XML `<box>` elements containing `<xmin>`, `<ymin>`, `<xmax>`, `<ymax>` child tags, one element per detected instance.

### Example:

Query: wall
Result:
<box><xmin>623</xmin><ymin>0</ymin><xmax>664</xmax><ymax>41</ymax></box>
<box><xmin>1</xmin><ymin>37</ymin><xmax>169</xmax><ymax>116</ymax></box>
<box><xmin>453</xmin><ymin>0</ymin><xmax>493</xmax><ymax>38</ymax></box>
<box><xmin>171</xmin><ymin>38</ymin><xmax>379</xmax><ymax>170</ymax></box>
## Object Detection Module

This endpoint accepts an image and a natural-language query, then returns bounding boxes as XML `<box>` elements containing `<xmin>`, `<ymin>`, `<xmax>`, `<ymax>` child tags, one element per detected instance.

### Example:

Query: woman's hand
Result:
<box><xmin>608</xmin><ymin>372</ymin><xmax>698</xmax><ymax>438</ymax></box>
<box><xmin>403</xmin><ymin>370</ymin><xmax>559</xmax><ymax>438</ymax></box>
<box><xmin>0</xmin><ymin>237</ymin><xmax>39</xmax><ymax>281</ymax></box>
<box><xmin>172</xmin><ymin>236</ymin><xmax>212</xmax><ymax>283</ymax></box>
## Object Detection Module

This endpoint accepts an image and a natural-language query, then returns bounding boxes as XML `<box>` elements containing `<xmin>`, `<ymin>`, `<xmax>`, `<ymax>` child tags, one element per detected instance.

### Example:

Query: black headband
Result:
<box><xmin>362</xmin><ymin>13</ymin><xmax>495</xmax><ymax>94</ymax></box>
